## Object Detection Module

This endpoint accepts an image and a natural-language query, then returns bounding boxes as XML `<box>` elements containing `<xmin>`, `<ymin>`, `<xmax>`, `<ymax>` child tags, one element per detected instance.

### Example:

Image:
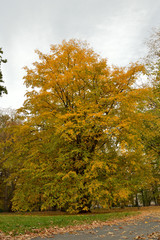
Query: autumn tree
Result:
<box><xmin>141</xmin><ymin>29</ymin><xmax>160</xmax><ymax>205</ymax></box>
<box><xmin>0</xmin><ymin>48</ymin><xmax>7</xmax><ymax>97</ymax></box>
<box><xmin>10</xmin><ymin>39</ymin><xmax>153</xmax><ymax>213</ymax></box>
<box><xmin>0</xmin><ymin>110</ymin><xmax>18</xmax><ymax>211</ymax></box>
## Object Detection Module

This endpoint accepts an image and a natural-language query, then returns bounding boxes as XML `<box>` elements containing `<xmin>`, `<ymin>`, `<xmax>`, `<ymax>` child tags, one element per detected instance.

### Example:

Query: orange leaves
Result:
<box><xmin>5</xmin><ymin>39</ymin><xmax>155</xmax><ymax>213</ymax></box>
<box><xmin>114</xmin><ymin>188</ymin><xmax>131</xmax><ymax>201</ymax></box>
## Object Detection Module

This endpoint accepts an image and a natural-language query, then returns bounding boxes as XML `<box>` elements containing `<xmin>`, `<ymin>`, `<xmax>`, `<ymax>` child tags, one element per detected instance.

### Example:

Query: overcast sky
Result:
<box><xmin>0</xmin><ymin>0</ymin><xmax>160</xmax><ymax>110</ymax></box>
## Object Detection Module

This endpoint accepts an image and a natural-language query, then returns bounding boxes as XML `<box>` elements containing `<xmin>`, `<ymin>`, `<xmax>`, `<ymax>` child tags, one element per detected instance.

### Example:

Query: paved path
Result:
<box><xmin>32</xmin><ymin>214</ymin><xmax>160</xmax><ymax>240</ymax></box>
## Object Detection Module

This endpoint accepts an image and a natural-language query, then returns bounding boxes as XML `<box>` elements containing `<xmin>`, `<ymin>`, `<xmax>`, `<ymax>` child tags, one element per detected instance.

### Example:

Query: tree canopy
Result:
<box><xmin>0</xmin><ymin>38</ymin><xmax>159</xmax><ymax>213</ymax></box>
<box><xmin>5</xmin><ymin>39</ymin><xmax>152</xmax><ymax>212</ymax></box>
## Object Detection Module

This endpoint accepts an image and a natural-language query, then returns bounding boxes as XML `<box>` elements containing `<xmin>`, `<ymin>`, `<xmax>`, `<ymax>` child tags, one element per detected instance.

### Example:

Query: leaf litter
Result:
<box><xmin>0</xmin><ymin>207</ymin><xmax>160</xmax><ymax>240</ymax></box>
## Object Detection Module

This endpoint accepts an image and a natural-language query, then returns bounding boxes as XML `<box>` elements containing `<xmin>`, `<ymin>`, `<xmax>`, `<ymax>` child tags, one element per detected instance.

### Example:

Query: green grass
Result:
<box><xmin>0</xmin><ymin>211</ymin><xmax>139</xmax><ymax>235</ymax></box>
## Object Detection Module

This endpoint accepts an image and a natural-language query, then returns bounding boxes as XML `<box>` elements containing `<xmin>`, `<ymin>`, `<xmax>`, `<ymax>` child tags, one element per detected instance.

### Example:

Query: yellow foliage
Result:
<box><xmin>1</xmin><ymin>39</ymin><xmax>155</xmax><ymax>213</ymax></box>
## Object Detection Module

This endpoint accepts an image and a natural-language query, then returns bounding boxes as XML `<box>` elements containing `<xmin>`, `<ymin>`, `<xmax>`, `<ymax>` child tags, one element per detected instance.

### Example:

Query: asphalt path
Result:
<box><xmin>32</xmin><ymin>214</ymin><xmax>160</xmax><ymax>240</ymax></box>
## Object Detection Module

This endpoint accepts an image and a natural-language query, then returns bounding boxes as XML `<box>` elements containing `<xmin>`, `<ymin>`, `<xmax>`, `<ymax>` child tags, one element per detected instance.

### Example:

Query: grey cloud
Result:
<box><xmin>0</xmin><ymin>0</ymin><xmax>160</xmax><ymax>108</ymax></box>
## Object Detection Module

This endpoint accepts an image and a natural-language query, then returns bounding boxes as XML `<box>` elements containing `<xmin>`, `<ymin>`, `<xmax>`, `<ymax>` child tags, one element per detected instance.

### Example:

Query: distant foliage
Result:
<box><xmin>0</xmin><ymin>48</ymin><xmax>7</xmax><ymax>97</ymax></box>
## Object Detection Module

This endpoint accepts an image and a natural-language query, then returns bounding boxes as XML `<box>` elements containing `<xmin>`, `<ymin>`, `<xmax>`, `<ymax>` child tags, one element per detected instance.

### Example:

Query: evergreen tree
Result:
<box><xmin>0</xmin><ymin>48</ymin><xmax>7</xmax><ymax>97</ymax></box>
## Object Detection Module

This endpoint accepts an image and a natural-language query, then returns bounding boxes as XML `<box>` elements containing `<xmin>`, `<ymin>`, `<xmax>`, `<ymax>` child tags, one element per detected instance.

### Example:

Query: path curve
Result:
<box><xmin>32</xmin><ymin>212</ymin><xmax>160</xmax><ymax>240</ymax></box>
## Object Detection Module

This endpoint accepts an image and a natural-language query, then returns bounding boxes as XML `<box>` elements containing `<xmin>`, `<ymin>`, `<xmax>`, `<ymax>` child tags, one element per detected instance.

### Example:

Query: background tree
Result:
<box><xmin>0</xmin><ymin>110</ymin><xmax>18</xmax><ymax>211</ymax></box>
<box><xmin>143</xmin><ymin>28</ymin><xmax>160</xmax><ymax>205</ymax></box>
<box><xmin>0</xmin><ymin>48</ymin><xmax>7</xmax><ymax>97</ymax></box>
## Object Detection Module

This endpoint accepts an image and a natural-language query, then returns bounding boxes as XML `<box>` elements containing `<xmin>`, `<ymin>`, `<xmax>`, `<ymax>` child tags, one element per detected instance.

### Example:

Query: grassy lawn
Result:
<box><xmin>0</xmin><ymin>211</ymin><xmax>139</xmax><ymax>235</ymax></box>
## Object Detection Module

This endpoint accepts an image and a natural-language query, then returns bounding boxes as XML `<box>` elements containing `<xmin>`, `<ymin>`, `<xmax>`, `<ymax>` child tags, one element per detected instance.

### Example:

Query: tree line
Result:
<box><xmin>0</xmin><ymin>31</ymin><xmax>159</xmax><ymax>213</ymax></box>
